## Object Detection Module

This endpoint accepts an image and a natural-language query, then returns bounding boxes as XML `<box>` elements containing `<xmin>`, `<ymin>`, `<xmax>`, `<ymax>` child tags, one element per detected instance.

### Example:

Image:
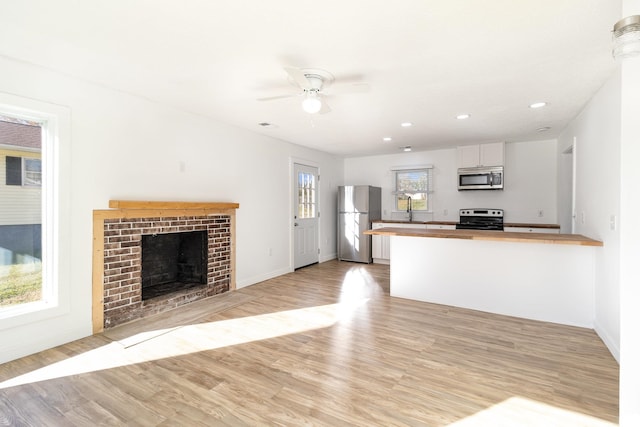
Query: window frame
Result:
<box><xmin>23</xmin><ymin>157</ymin><xmax>42</xmax><ymax>187</ymax></box>
<box><xmin>0</xmin><ymin>95</ymin><xmax>70</xmax><ymax>328</ymax></box>
<box><xmin>297</xmin><ymin>170</ymin><xmax>317</xmax><ymax>219</ymax></box>
<box><xmin>4</xmin><ymin>155</ymin><xmax>42</xmax><ymax>187</ymax></box>
<box><xmin>392</xmin><ymin>165</ymin><xmax>433</xmax><ymax>213</ymax></box>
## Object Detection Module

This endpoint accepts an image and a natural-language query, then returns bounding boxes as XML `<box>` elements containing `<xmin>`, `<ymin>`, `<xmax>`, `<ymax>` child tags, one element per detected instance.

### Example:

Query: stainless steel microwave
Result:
<box><xmin>457</xmin><ymin>166</ymin><xmax>504</xmax><ymax>190</ymax></box>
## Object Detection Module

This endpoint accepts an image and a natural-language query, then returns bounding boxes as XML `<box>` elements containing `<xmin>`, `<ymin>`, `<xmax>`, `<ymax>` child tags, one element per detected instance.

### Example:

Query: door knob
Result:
<box><xmin>294</xmin><ymin>223</ymin><xmax>299</xmax><ymax>226</ymax></box>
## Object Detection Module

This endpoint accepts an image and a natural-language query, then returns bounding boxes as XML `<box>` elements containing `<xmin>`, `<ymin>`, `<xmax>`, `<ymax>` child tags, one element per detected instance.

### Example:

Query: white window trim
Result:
<box><xmin>0</xmin><ymin>144</ymin><xmax>40</xmax><ymax>153</ymax></box>
<box><xmin>391</xmin><ymin>165</ymin><xmax>433</xmax><ymax>213</ymax></box>
<box><xmin>391</xmin><ymin>164</ymin><xmax>433</xmax><ymax>171</ymax></box>
<box><xmin>0</xmin><ymin>93</ymin><xmax>71</xmax><ymax>329</ymax></box>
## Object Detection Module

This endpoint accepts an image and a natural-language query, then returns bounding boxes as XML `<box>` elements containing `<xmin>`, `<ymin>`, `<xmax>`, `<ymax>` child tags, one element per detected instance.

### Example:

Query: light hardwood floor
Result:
<box><xmin>0</xmin><ymin>260</ymin><xmax>619</xmax><ymax>426</ymax></box>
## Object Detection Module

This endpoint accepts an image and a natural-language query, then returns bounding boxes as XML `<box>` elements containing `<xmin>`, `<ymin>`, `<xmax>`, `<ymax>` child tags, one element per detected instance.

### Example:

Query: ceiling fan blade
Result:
<box><xmin>256</xmin><ymin>93</ymin><xmax>298</xmax><ymax>101</ymax></box>
<box><xmin>284</xmin><ymin>66</ymin><xmax>312</xmax><ymax>90</ymax></box>
<box><xmin>319</xmin><ymin>100</ymin><xmax>332</xmax><ymax>115</ymax></box>
<box><xmin>328</xmin><ymin>82</ymin><xmax>370</xmax><ymax>95</ymax></box>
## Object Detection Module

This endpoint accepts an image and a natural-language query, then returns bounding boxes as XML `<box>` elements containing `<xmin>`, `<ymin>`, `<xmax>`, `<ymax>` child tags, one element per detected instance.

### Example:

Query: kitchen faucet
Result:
<box><xmin>407</xmin><ymin>196</ymin><xmax>412</xmax><ymax>222</ymax></box>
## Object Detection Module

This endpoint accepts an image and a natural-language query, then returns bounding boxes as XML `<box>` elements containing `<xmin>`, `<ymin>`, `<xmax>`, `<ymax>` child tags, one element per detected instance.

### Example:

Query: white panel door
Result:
<box><xmin>293</xmin><ymin>163</ymin><xmax>319</xmax><ymax>269</ymax></box>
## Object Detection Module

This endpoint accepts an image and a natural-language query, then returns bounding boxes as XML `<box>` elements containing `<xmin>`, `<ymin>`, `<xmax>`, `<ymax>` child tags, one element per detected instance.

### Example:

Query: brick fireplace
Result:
<box><xmin>92</xmin><ymin>201</ymin><xmax>238</xmax><ymax>332</ymax></box>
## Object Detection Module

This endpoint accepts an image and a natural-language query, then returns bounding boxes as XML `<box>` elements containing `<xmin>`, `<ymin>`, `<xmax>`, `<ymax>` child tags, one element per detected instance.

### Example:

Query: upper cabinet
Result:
<box><xmin>457</xmin><ymin>142</ymin><xmax>505</xmax><ymax>168</ymax></box>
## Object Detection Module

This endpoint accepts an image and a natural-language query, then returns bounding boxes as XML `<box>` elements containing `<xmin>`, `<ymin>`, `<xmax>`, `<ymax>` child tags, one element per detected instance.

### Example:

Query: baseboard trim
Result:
<box><xmin>236</xmin><ymin>267</ymin><xmax>292</xmax><ymax>289</ymax></box>
<box><xmin>594</xmin><ymin>320</ymin><xmax>620</xmax><ymax>364</ymax></box>
<box><xmin>320</xmin><ymin>253</ymin><xmax>337</xmax><ymax>263</ymax></box>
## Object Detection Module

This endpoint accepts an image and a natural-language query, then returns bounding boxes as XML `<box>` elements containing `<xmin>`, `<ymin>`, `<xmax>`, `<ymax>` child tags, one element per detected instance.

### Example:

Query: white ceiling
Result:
<box><xmin>0</xmin><ymin>1</ymin><xmax>621</xmax><ymax>157</ymax></box>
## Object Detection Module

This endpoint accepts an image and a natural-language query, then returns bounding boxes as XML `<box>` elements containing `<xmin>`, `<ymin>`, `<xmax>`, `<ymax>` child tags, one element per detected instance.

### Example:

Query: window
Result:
<box><xmin>5</xmin><ymin>156</ymin><xmax>41</xmax><ymax>187</ymax></box>
<box><xmin>393</xmin><ymin>167</ymin><xmax>432</xmax><ymax>211</ymax></box>
<box><xmin>297</xmin><ymin>171</ymin><xmax>316</xmax><ymax>219</ymax></box>
<box><xmin>0</xmin><ymin>93</ymin><xmax>70</xmax><ymax>333</ymax></box>
<box><xmin>0</xmin><ymin>112</ymin><xmax>50</xmax><ymax>315</ymax></box>
<box><xmin>23</xmin><ymin>158</ymin><xmax>42</xmax><ymax>186</ymax></box>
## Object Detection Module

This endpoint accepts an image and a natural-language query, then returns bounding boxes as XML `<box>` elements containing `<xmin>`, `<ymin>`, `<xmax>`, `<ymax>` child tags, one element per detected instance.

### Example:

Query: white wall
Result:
<box><xmin>557</xmin><ymin>144</ymin><xmax>575</xmax><ymax>233</ymax></box>
<box><xmin>558</xmin><ymin>70</ymin><xmax>621</xmax><ymax>361</ymax></box>
<box><xmin>619</xmin><ymin>0</ymin><xmax>640</xmax><ymax>422</ymax></box>
<box><xmin>344</xmin><ymin>140</ymin><xmax>558</xmax><ymax>225</ymax></box>
<box><xmin>0</xmin><ymin>55</ymin><xmax>343</xmax><ymax>363</ymax></box>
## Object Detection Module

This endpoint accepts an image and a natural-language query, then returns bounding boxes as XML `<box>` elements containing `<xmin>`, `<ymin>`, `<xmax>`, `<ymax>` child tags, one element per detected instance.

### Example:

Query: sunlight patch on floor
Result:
<box><xmin>0</xmin><ymin>299</ymin><xmax>369</xmax><ymax>389</ymax></box>
<box><xmin>338</xmin><ymin>266</ymin><xmax>376</xmax><ymax>316</ymax></box>
<box><xmin>447</xmin><ymin>396</ymin><xmax>616</xmax><ymax>427</ymax></box>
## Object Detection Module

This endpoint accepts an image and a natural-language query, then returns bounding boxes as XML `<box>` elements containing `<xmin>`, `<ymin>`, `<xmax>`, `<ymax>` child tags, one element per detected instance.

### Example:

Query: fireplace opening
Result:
<box><xmin>141</xmin><ymin>231</ymin><xmax>208</xmax><ymax>300</ymax></box>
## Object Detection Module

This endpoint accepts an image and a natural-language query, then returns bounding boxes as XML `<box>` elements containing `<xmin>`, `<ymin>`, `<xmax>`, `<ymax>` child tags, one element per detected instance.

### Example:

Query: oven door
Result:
<box><xmin>456</xmin><ymin>222</ymin><xmax>504</xmax><ymax>231</ymax></box>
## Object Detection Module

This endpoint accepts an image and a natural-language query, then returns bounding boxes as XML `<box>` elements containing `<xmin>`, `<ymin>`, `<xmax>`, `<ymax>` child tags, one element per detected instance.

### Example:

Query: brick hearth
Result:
<box><xmin>92</xmin><ymin>201</ymin><xmax>238</xmax><ymax>332</ymax></box>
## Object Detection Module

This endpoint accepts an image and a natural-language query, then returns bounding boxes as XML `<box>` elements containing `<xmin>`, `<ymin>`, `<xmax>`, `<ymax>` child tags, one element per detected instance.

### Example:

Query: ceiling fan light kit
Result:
<box><xmin>613</xmin><ymin>15</ymin><xmax>640</xmax><ymax>60</ymax></box>
<box><xmin>259</xmin><ymin>66</ymin><xmax>369</xmax><ymax>116</ymax></box>
<box><xmin>302</xmin><ymin>91</ymin><xmax>322</xmax><ymax>114</ymax></box>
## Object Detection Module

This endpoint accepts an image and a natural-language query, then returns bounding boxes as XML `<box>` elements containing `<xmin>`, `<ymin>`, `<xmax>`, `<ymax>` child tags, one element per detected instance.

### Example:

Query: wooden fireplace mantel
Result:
<box><xmin>92</xmin><ymin>200</ymin><xmax>239</xmax><ymax>334</ymax></box>
<box><xmin>108</xmin><ymin>200</ymin><xmax>240</xmax><ymax>210</ymax></box>
<box><xmin>93</xmin><ymin>200</ymin><xmax>240</xmax><ymax>220</ymax></box>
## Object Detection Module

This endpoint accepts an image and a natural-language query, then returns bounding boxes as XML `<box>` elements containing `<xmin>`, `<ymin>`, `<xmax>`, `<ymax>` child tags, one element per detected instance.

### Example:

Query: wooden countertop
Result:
<box><xmin>372</xmin><ymin>219</ymin><xmax>560</xmax><ymax>229</ymax></box>
<box><xmin>365</xmin><ymin>227</ymin><xmax>603</xmax><ymax>247</ymax></box>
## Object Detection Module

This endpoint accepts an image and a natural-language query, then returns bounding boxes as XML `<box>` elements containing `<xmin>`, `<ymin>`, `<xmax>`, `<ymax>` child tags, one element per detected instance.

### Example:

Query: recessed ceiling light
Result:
<box><xmin>529</xmin><ymin>102</ymin><xmax>547</xmax><ymax>109</ymax></box>
<box><xmin>383</xmin><ymin>137</ymin><xmax>392</xmax><ymax>142</ymax></box>
<box><xmin>456</xmin><ymin>114</ymin><xmax>470</xmax><ymax>120</ymax></box>
<box><xmin>400</xmin><ymin>146</ymin><xmax>412</xmax><ymax>152</ymax></box>
<box><xmin>400</xmin><ymin>122</ymin><xmax>413</xmax><ymax>127</ymax></box>
<box><xmin>537</xmin><ymin>126</ymin><xmax>551</xmax><ymax>132</ymax></box>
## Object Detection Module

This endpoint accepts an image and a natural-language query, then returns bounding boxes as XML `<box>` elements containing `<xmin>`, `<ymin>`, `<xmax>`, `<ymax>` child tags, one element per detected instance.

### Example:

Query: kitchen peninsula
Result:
<box><xmin>365</xmin><ymin>227</ymin><xmax>602</xmax><ymax>328</ymax></box>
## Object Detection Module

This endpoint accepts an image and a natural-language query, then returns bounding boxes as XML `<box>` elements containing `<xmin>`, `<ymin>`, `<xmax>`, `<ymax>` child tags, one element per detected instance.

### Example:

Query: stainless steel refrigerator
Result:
<box><xmin>338</xmin><ymin>185</ymin><xmax>381</xmax><ymax>263</ymax></box>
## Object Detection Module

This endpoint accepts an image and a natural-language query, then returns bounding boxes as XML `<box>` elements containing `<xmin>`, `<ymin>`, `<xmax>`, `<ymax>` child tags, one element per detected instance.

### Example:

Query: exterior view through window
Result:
<box><xmin>0</xmin><ymin>116</ymin><xmax>43</xmax><ymax>309</ymax></box>
<box><xmin>297</xmin><ymin>171</ymin><xmax>316</xmax><ymax>219</ymax></box>
<box><xmin>395</xmin><ymin>169</ymin><xmax>430</xmax><ymax>211</ymax></box>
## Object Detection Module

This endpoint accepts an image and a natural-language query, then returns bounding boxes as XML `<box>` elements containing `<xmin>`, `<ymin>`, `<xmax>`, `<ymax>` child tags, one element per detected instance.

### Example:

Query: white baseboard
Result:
<box><xmin>236</xmin><ymin>255</ymin><xmax>338</xmax><ymax>289</ymax></box>
<box><xmin>320</xmin><ymin>253</ymin><xmax>337</xmax><ymax>263</ymax></box>
<box><xmin>236</xmin><ymin>266</ymin><xmax>292</xmax><ymax>289</ymax></box>
<box><xmin>0</xmin><ymin>326</ymin><xmax>89</xmax><ymax>365</ymax></box>
<box><xmin>594</xmin><ymin>320</ymin><xmax>620</xmax><ymax>364</ymax></box>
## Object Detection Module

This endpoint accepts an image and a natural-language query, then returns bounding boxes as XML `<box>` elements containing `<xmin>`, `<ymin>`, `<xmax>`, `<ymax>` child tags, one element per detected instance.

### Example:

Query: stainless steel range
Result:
<box><xmin>456</xmin><ymin>209</ymin><xmax>504</xmax><ymax>231</ymax></box>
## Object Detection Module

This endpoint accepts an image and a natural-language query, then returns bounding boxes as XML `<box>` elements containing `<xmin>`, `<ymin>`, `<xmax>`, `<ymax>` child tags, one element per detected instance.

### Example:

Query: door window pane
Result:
<box><xmin>297</xmin><ymin>172</ymin><xmax>316</xmax><ymax>219</ymax></box>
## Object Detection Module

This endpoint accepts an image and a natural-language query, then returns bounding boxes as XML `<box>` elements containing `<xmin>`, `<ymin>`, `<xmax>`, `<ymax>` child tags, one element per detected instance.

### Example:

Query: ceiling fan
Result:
<box><xmin>257</xmin><ymin>67</ymin><xmax>368</xmax><ymax>114</ymax></box>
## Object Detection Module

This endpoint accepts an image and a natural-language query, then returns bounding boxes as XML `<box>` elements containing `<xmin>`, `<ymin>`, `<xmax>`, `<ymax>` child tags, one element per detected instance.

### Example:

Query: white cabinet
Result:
<box><xmin>457</xmin><ymin>142</ymin><xmax>504</xmax><ymax>168</ymax></box>
<box><xmin>372</xmin><ymin>222</ymin><xmax>427</xmax><ymax>263</ymax></box>
<box><xmin>372</xmin><ymin>223</ymin><xmax>389</xmax><ymax>262</ymax></box>
<box><xmin>426</xmin><ymin>224</ymin><xmax>457</xmax><ymax>230</ymax></box>
<box><xmin>457</xmin><ymin>145</ymin><xmax>482</xmax><ymax>168</ymax></box>
<box><xmin>503</xmin><ymin>226</ymin><xmax>560</xmax><ymax>234</ymax></box>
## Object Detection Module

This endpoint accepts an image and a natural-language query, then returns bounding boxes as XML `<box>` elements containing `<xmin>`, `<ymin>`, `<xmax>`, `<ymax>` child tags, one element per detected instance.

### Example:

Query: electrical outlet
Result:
<box><xmin>268</xmin><ymin>247</ymin><xmax>272</xmax><ymax>256</ymax></box>
<box><xmin>443</xmin><ymin>209</ymin><xmax>448</xmax><ymax>216</ymax></box>
<box><xmin>610</xmin><ymin>215</ymin><xmax>617</xmax><ymax>231</ymax></box>
<box><xmin>537</xmin><ymin>209</ymin><xmax>544</xmax><ymax>217</ymax></box>
<box><xmin>581</xmin><ymin>212</ymin><xmax>586</xmax><ymax>225</ymax></box>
